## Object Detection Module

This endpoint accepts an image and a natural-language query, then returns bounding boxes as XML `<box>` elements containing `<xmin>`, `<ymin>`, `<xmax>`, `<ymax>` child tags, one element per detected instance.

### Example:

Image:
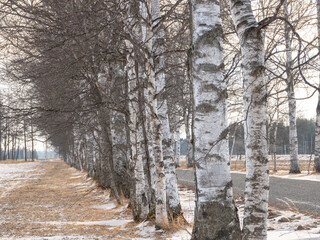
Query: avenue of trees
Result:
<box><xmin>0</xmin><ymin>0</ymin><xmax>319</xmax><ymax>239</ymax></box>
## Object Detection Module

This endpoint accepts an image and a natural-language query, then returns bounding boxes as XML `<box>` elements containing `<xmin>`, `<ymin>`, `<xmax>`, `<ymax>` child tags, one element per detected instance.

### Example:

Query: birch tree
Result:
<box><xmin>191</xmin><ymin>1</ymin><xmax>241</xmax><ymax>239</ymax></box>
<box><xmin>151</xmin><ymin>0</ymin><xmax>183</xmax><ymax>220</ymax></box>
<box><xmin>284</xmin><ymin>0</ymin><xmax>300</xmax><ymax>173</ymax></box>
<box><xmin>174</xmin><ymin>116</ymin><xmax>181</xmax><ymax>167</ymax></box>
<box><xmin>314</xmin><ymin>0</ymin><xmax>320</xmax><ymax>173</ymax></box>
<box><xmin>139</xmin><ymin>1</ymin><xmax>169</xmax><ymax>227</ymax></box>
<box><xmin>125</xmin><ymin>2</ymin><xmax>150</xmax><ymax>221</ymax></box>
<box><xmin>230</xmin><ymin>0</ymin><xmax>270</xmax><ymax>239</ymax></box>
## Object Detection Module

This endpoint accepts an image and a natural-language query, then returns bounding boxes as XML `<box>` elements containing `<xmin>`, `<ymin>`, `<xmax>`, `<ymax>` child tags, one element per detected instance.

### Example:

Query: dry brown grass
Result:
<box><xmin>0</xmin><ymin>159</ymin><xmax>31</xmax><ymax>164</ymax></box>
<box><xmin>178</xmin><ymin>156</ymin><xmax>319</xmax><ymax>175</ymax></box>
<box><xmin>231</xmin><ymin>158</ymin><xmax>317</xmax><ymax>174</ymax></box>
<box><xmin>0</xmin><ymin>160</ymin><xmax>146</xmax><ymax>239</ymax></box>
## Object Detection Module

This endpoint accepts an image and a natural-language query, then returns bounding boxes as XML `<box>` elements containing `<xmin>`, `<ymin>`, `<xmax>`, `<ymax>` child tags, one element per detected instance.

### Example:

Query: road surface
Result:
<box><xmin>176</xmin><ymin>169</ymin><xmax>320</xmax><ymax>216</ymax></box>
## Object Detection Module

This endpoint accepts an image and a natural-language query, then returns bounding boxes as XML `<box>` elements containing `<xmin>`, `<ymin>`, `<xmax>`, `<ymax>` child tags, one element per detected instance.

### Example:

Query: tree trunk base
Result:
<box><xmin>289</xmin><ymin>169</ymin><xmax>301</xmax><ymax>174</ymax></box>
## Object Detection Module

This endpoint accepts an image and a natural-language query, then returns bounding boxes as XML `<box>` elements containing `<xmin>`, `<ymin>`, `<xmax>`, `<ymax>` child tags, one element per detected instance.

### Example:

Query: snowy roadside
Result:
<box><xmin>0</xmin><ymin>161</ymin><xmax>43</xmax><ymax>199</ymax></box>
<box><xmin>132</xmin><ymin>186</ymin><xmax>320</xmax><ymax>239</ymax></box>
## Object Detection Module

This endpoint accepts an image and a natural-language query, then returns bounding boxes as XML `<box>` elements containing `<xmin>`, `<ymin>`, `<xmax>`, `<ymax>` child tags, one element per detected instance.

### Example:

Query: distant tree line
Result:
<box><xmin>228</xmin><ymin>118</ymin><xmax>316</xmax><ymax>155</ymax></box>
<box><xmin>178</xmin><ymin>118</ymin><xmax>316</xmax><ymax>156</ymax></box>
<box><xmin>0</xmin><ymin>149</ymin><xmax>38</xmax><ymax>160</ymax></box>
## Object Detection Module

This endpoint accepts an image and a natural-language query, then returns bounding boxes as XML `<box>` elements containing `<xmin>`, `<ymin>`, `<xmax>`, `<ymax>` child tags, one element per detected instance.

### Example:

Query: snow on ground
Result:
<box><xmin>91</xmin><ymin>203</ymin><xmax>117</xmax><ymax>210</ymax></box>
<box><xmin>0</xmin><ymin>161</ymin><xmax>43</xmax><ymax>198</ymax></box>
<box><xmin>169</xmin><ymin>187</ymin><xmax>320</xmax><ymax>240</ymax></box>
<box><xmin>1</xmin><ymin>160</ymin><xmax>319</xmax><ymax>240</ymax></box>
<box><xmin>34</xmin><ymin>219</ymin><xmax>131</xmax><ymax>226</ymax></box>
<box><xmin>0</xmin><ymin>161</ymin><xmax>42</xmax><ymax>181</ymax></box>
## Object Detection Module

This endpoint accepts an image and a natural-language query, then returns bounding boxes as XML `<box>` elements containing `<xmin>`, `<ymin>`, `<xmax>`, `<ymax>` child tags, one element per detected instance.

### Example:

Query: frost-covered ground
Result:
<box><xmin>169</xmin><ymin>188</ymin><xmax>320</xmax><ymax>240</ymax></box>
<box><xmin>0</xmin><ymin>160</ymin><xmax>319</xmax><ymax>240</ymax></box>
<box><xmin>0</xmin><ymin>161</ymin><xmax>43</xmax><ymax>200</ymax></box>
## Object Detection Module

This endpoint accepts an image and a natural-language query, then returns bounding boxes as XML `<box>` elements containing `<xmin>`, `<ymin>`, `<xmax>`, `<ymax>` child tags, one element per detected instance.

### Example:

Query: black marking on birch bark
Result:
<box><xmin>250</xmin><ymin>65</ymin><xmax>265</xmax><ymax>77</ymax></box>
<box><xmin>192</xmin><ymin>201</ymin><xmax>241</xmax><ymax>240</ymax></box>
<box><xmin>199</xmin><ymin>63</ymin><xmax>224</xmax><ymax>73</ymax></box>
<box><xmin>204</xmin><ymin>153</ymin><xmax>223</xmax><ymax>162</ymax></box>
<box><xmin>195</xmin><ymin>29</ymin><xmax>223</xmax><ymax>51</ymax></box>
<box><xmin>196</xmin><ymin>103</ymin><xmax>218</xmax><ymax>113</ymax></box>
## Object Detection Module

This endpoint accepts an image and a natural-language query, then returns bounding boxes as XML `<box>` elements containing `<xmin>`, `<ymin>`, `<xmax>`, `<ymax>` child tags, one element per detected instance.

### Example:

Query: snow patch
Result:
<box><xmin>91</xmin><ymin>203</ymin><xmax>116</xmax><ymax>210</ymax></box>
<box><xmin>168</xmin><ymin>229</ymin><xmax>192</xmax><ymax>240</ymax></box>
<box><xmin>268</xmin><ymin>230</ymin><xmax>320</xmax><ymax>240</ymax></box>
<box><xmin>35</xmin><ymin>219</ymin><xmax>131</xmax><ymax>226</ymax></box>
<box><xmin>70</xmin><ymin>175</ymin><xmax>83</xmax><ymax>179</ymax></box>
<box><xmin>5</xmin><ymin>236</ymin><xmax>103</xmax><ymax>240</ymax></box>
<box><xmin>135</xmin><ymin>221</ymin><xmax>156</xmax><ymax>238</ymax></box>
<box><xmin>0</xmin><ymin>162</ymin><xmax>43</xmax><ymax>199</ymax></box>
<box><xmin>176</xmin><ymin>187</ymin><xmax>320</xmax><ymax>240</ymax></box>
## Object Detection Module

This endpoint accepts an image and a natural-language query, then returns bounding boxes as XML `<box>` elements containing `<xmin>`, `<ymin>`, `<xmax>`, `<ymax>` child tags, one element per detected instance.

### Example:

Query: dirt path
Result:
<box><xmin>0</xmin><ymin>159</ymin><xmax>156</xmax><ymax>239</ymax></box>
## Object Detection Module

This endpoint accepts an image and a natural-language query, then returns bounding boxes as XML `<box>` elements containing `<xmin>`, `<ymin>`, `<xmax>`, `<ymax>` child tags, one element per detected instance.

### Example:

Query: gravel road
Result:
<box><xmin>176</xmin><ymin>169</ymin><xmax>320</xmax><ymax>217</ymax></box>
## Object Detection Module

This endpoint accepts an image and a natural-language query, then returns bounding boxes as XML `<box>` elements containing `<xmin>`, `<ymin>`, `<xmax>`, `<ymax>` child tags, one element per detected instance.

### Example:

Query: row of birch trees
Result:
<box><xmin>0</xmin><ymin>0</ymin><xmax>320</xmax><ymax>239</ymax></box>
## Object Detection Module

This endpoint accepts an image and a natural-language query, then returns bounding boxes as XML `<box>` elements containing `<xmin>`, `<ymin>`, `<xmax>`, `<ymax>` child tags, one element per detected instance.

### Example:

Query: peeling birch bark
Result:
<box><xmin>124</xmin><ymin>2</ymin><xmax>150</xmax><ymax>220</ymax></box>
<box><xmin>284</xmin><ymin>0</ymin><xmax>300</xmax><ymax>174</ymax></box>
<box><xmin>141</xmin><ymin>99</ymin><xmax>157</xmax><ymax>214</ymax></box>
<box><xmin>134</xmin><ymin>1</ymin><xmax>168</xmax><ymax>227</ymax></box>
<box><xmin>110</xmin><ymin>61</ymin><xmax>129</xmax><ymax>188</ymax></box>
<box><xmin>151</xmin><ymin>0</ymin><xmax>183</xmax><ymax>220</ymax></box>
<box><xmin>273</xmin><ymin>106</ymin><xmax>279</xmax><ymax>172</ymax></box>
<box><xmin>126</xmin><ymin>53</ymin><xmax>150</xmax><ymax>220</ymax></box>
<box><xmin>175</xmin><ymin>117</ymin><xmax>181</xmax><ymax>167</ymax></box>
<box><xmin>230</xmin><ymin>0</ymin><xmax>269</xmax><ymax>239</ymax></box>
<box><xmin>191</xmin><ymin>1</ymin><xmax>241</xmax><ymax>239</ymax></box>
<box><xmin>184</xmin><ymin>108</ymin><xmax>193</xmax><ymax>167</ymax></box>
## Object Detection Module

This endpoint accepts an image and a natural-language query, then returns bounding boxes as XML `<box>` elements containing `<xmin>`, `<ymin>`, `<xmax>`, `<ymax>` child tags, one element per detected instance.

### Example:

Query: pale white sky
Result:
<box><xmin>296</xmin><ymin>87</ymin><xmax>318</xmax><ymax>119</ymax></box>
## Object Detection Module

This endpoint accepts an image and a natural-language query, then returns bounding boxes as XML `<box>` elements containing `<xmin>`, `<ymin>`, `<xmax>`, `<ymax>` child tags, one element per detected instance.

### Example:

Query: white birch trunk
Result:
<box><xmin>125</xmin><ymin>2</ymin><xmax>151</xmax><ymax>218</ymax></box>
<box><xmin>314</xmin><ymin>0</ymin><xmax>320</xmax><ymax>173</ymax></box>
<box><xmin>142</xmin><ymin>99</ymin><xmax>157</xmax><ymax>213</ymax></box>
<box><xmin>110</xmin><ymin>61</ymin><xmax>128</xmax><ymax>180</ymax></box>
<box><xmin>161</xmin><ymin>102</ymin><xmax>182</xmax><ymax>219</ymax></box>
<box><xmin>175</xmin><ymin>117</ymin><xmax>181</xmax><ymax>167</ymax></box>
<box><xmin>191</xmin><ymin>1</ymin><xmax>241</xmax><ymax>239</ymax></box>
<box><xmin>284</xmin><ymin>0</ymin><xmax>300</xmax><ymax>174</ymax></box>
<box><xmin>111</xmin><ymin>110</ymin><xmax>128</xmax><ymax>185</ymax></box>
<box><xmin>126</xmin><ymin>51</ymin><xmax>150</xmax><ymax>220</ymax></box>
<box><xmin>151</xmin><ymin>0</ymin><xmax>183</xmax><ymax>220</ymax></box>
<box><xmin>139</xmin><ymin>1</ymin><xmax>168</xmax><ymax>227</ymax></box>
<box><xmin>230</xmin><ymin>1</ymin><xmax>269</xmax><ymax>239</ymax></box>
<box><xmin>230</xmin><ymin>124</ymin><xmax>238</xmax><ymax>162</ymax></box>
<box><xmin>273</xmin><ymin>106</ymin><xmax>279</xmax><ymax>172</ymax></box>
<box><xmin>184</xmin><ymin>109</ymin><xmax>193</xmax><ymax>167</ymax></box>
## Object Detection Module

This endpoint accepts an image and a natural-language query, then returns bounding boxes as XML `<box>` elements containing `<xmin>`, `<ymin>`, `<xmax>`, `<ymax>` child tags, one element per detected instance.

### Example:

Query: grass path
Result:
<box><xmin>0</xmin><ymin>159</ymin><xmax>149</xmax><ymax>239</ymax></box>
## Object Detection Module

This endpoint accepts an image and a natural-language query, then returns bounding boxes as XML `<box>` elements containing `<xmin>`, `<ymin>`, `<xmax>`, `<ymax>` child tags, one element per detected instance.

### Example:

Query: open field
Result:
<box><xmin>178</xmin><ymin>155</ymin><xmax>319</xmax><ymax>174</ymax></box>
